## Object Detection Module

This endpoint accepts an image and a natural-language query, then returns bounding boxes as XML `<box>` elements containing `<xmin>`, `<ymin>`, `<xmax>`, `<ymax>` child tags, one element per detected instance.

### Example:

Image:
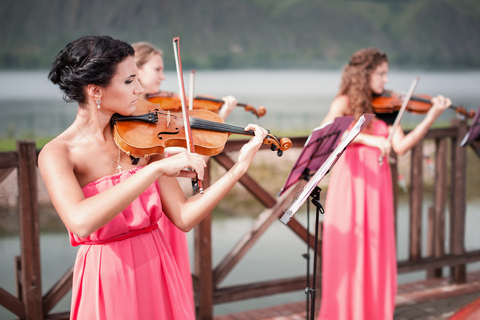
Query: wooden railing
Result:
<box><xmin>0</xmin><ymin>118</ymin><xmax>477</xmax><ymax>320</ymax></box>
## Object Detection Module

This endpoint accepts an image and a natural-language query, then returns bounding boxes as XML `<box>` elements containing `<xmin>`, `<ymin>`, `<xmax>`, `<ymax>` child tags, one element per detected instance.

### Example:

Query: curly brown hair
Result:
<box><xmin>338</xmin><ymin>48</ymin><xmax>388</xmax><ymax>119</ymax></box>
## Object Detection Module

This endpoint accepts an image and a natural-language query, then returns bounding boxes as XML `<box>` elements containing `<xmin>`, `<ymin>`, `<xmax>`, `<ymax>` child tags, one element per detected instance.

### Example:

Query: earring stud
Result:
<box><xmin>96</xmin><ymin>100</ymin><xmax>101</xmax><ymax>109</ymax></box>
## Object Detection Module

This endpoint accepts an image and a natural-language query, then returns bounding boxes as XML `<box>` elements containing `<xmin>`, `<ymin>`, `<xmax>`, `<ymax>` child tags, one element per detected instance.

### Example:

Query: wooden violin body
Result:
<box><xmin>372</xmin><ymin>90</ymin><xmax>475</xmax><ymax>118</ymax></box>
<box><xmin>147</xmin><ymin>92</ymin><xmax>267</xmax><ymax>118</ymax></box>
<box><xmin>112</xmin><ymin>99</ymin><xmax>290</xmax><ymax>158</ymax></box>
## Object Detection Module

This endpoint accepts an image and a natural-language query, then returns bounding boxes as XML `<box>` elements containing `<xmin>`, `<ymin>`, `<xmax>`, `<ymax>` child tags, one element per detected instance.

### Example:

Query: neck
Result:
<box><xmin>75</xmin><ymin>104</ymin><xmax>114</xmax><ymax>141</ymax></box>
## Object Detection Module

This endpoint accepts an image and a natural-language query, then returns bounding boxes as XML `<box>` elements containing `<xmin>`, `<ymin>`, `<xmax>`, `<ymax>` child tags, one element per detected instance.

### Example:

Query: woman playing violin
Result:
<box><xmin>38</xmin><ymin>35</ymin><xmax>268</xmax><ymax>320</ymax></box>
<box><xmin>318</xmin><ymin>48</ymin><xmax>451</xmax><ymax>320</ymax></box>
<box><xmin>132</xmin><ymin>41</ymin><xmax>238</xmax><ymax>123</ymax></box>
<box><xmin>131</xmin><ymin>41</ymin><xmax>240</xmax><ymax>311</ymax></box>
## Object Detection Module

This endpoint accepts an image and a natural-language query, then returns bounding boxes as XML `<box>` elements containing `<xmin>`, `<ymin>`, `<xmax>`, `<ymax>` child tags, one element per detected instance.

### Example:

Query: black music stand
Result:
<box><xmin>280</xmin><ymin>114</ymin><xmax>374</xmax><ymax>320</ymax></box>
<box><xmin>460</xmin><ymin>105</ymin><xmax>480</xmax><ymax>158</ymax></box>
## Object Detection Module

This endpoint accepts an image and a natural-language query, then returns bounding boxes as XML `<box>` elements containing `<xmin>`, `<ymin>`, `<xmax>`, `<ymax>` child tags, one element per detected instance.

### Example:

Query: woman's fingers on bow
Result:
<box><xmin>162</xmin><ymin>151</ymin><xmax>206</xmax><ymax>180</ymax></box>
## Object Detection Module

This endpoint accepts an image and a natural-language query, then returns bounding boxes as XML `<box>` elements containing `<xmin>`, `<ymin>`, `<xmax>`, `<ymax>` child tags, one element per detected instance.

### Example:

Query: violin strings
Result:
<box><xmin>155</xmin><ymin>110</ymin><xmax>255</xmax><ymax>135</ymax></box>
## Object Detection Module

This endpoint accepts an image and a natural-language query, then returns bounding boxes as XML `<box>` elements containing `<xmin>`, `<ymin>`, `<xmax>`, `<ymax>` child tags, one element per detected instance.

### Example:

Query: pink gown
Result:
<box><xmin>158</xmin><ymin>211</ymin><xmax>194</xmax><ymax>311</ymax></box>
<box><xmin>318</xmin><ymin>119</ymin><xmax>397</xmax><ymax>320</ymax></box>
<box><xmin>69</xmin><ymin>167</ymin><xmax>195</xmax><ymax>320</ymax></box>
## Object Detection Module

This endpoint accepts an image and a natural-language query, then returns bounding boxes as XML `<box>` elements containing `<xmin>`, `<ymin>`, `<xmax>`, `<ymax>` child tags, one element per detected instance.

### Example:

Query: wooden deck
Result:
<box><xmin>214</xmin><ymin>271</ymin><xmax>480</xmax><ymax>320</ymax></box>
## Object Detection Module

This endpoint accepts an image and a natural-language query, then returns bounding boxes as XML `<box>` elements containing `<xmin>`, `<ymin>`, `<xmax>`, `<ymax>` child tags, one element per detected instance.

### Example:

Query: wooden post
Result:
<box><xmin>428</xmin><ymin>138</ymin><xmax>447</xmax><ymax>278</ymax></box>
<box><xmin>390</xmin><ymin>154</ymin><xmax>398</xmax><ymax>249</ymax></box>
<box><xmin>409</xmin><ymin>142</ymin><xmax>423</xmax><ymax>261</ymax></box>
<box><xmin>194</xmin><ymin>159</ymin><xmax>213</xmax><ymax>320</ymax></box>
<box><xmin>449</xmin><ymin>119</ymin><xmax>467</xmax><ymax>284</ymax></box>
<box><xmin>17</xmin><ymin>140</ymin><xmax>43</xmax><ymax>319</ymax></box>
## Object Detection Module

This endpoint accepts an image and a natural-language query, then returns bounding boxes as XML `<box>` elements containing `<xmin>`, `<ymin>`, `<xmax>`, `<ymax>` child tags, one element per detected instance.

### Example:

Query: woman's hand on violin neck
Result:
<box><xmin>218</xmin><ymin>95</ymin><xmax>238</xmax><ymax>121</ymax></box>
<box><xmin>236</xmin><ymin>124</ymin><xmax>268</xmax><ymax>171</ymax></box>
<box><xmin>156</xmin><ymin>151</ymin><xmax>206</xmax><ymax>180</ymax></box>
<box><xmin>429</xmin><ymin>95</ymin><xmax>452</xmax><ymax>118</ymax></box>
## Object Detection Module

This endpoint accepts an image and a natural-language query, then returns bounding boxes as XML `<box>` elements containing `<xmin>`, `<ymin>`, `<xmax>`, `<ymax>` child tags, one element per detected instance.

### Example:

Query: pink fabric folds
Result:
<box><xmin>318</xmin><ymin>120</ymin><xmax>397</xmax><ymax>320</ymax></box>
<box><xmin>69</xmin><ymin>167</ymin><xmax>195</xmax><ymax>320</ymax></box>
<box><xmin>158</xmin><ymin>215</ymin><xmax>195</xmax><ymax>314</ymax></box>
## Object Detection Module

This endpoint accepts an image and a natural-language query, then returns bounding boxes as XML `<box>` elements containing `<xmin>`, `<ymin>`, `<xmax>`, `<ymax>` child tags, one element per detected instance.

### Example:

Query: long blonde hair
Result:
<box><xmin>131</xmin><ymin>41</ymin><xmax>163</xmax><ymax>68</ymax></box>
<box><xmin>338</xmin><ymin>48</ymin><xmax>388</xmax><ymax>119</ymax></box>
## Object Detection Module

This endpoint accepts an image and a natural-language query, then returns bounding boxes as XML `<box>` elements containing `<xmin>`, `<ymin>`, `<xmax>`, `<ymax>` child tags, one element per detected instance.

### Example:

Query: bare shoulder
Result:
<box><xmin>38</xmin><ymin>132</ymin><xmax>75</xmax><ymax>175</ymax></box>
<box><xmin>330</xmin><ymin>95</ymin><xmax>350</xmax><ymax>114</ymax></box>
<box><xmin>321</xmin><ymin>95</ymin><xmax>351</xmax><ymax>125</ymax></box>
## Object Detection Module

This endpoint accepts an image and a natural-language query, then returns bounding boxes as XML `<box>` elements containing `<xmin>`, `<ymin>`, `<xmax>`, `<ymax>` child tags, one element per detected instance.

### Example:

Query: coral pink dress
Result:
<box><xmin>158</xmin><ymin>213</ymin><xmax>194</xmax><ymax>311</ymax></box>
<box><xmin>69</xmin><ymin>167</ymin><xmax>195</xmax><ymax>320</ymax></box>
<box><xmin>318</xmin><ymin>119</ymin><xmax>397</xmax><ymax>320</ymax></box>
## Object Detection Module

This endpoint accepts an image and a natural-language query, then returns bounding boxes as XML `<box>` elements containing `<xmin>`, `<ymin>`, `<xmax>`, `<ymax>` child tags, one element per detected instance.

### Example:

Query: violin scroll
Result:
<box><xmin>264</xmin><ymin>135</ymin><xmax>292</xmax><ymax>157</ymax></box>
<box><xmin>244</xmin><ymin>104</ymin><xmax>267</xmax><ymax>118</ymax></box>
<box><xmin>454</xmin><ymin>106</ymin><xmax>476</xmax><ymax>119</ymax></box>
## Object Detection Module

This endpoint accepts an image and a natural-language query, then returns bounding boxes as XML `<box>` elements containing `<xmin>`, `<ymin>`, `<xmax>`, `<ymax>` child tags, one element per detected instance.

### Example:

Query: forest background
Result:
<box><xmin>1</xmin><ymin>0</ymin><xmax>480</xmax><ymax>71</ymax></box>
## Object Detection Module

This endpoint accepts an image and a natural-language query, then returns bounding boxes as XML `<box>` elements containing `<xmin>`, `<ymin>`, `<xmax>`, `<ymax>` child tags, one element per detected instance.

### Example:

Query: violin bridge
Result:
<box><xmin>167</xmin><ymin>111</ymin><xmax>171</xmax><ymax>128</ymax></box>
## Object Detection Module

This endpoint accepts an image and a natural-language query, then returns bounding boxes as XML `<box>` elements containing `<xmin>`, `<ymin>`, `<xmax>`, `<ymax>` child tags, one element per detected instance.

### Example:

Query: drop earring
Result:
<box><xmin>96</xmin><ymin>100</ymin><xmax>101</xmax><ymax>109</ymax></box>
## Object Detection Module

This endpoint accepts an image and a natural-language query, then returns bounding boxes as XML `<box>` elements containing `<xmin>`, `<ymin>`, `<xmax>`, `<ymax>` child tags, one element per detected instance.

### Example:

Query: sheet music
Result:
<box><xmin>278</xmin><ymin>116</ymin><xmax>354</xmax><ymax>196</ymax></box>
<box><xmin>280</xmin><ymin>114</ymin><xmax>374</xmax><ymax>224</ymax></box>
<box><xmin>460</xmin><ymin>104</ymin><xmax>480</xmax><ymax>147</ymax></box>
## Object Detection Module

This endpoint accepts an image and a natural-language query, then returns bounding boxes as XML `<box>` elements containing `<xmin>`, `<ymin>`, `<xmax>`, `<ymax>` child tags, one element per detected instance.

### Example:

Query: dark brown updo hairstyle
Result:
<box><xmin>48</xmin><ymin>35</ymin><xmax>135</xmax><ymax>105</ymax></box>
<box><xmin>338</xmin><ymin>48</ymin><xmax>388</xmax><ymax>120</ymax></box>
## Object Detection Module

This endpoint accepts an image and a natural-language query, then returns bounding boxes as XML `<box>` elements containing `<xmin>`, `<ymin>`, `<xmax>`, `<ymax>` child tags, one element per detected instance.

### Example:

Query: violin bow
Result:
<box><xmin>189</xmin><ymin>69</ymin><xmax>195</xmax><ymax>111</ymax></box>
<box><xmin>173</xmin><ymin>37</ymin><xmax>203</xmax><ymax>194</ymax></box>
<box><xmin>379</xmin><ymin>77</ymin><xmax>419</xmax><ymax>166</ymax></box>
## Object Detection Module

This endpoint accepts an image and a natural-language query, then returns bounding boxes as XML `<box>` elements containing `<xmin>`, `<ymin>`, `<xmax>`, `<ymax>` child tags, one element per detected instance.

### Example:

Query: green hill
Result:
<box><xmin>1</xmin><ymin>0</ymin><xmax>479</xmax><ymax>70</ymax></box>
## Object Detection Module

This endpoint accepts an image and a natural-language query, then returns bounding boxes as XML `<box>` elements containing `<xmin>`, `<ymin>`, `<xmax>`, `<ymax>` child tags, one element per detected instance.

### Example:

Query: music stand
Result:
<box><xmin>460</xmin><ymin>105</ymin><xmax>480</xmax><ymax>158</ymax></box>
<box><xmin>278</xmin><ymin>116</ymin><xmax>354</xmax><ymax>197</ymax></box>
<box><xmin>280</xmin><ymin>113</ymin><xmax>374</xmax><ymax>320</ymax></box>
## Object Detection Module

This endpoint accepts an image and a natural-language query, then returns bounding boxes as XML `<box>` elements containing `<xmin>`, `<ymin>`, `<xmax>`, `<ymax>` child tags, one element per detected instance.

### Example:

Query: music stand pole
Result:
<box><xmin>305</xmin><ymin>186</ymin><xmax>324</xmax><ymax>320</ymax></box>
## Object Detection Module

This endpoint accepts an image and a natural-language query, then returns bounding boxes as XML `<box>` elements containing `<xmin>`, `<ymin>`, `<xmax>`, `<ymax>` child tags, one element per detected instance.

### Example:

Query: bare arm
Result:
<box><xmin>158</xmin><ymin>124</ymin><xmax>268</xmax><ymax>232</ymax></box>
<box><xmin>38</xmin><ymin>142</ymin><xmax>205</xmax><ymax>238</ymax></box>
<box><xmin>390</xmin><ymin>95</ymin><xmax>451</xmax><ymax>156</ymax></box>
<box><xmin>217</xmin><ymin>95</ymin><xmax>238</xmax><ymax>121</ymax></box>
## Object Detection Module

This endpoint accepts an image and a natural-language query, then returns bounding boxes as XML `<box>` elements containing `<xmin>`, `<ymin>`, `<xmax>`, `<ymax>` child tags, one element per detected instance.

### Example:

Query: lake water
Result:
<box><xmin>1</xmin><ymin>70</ymin><xmax>480</xmax><ymax>318</ymax></box>
<box><xmin>1</xmin><ymin>70</ymin><xmax>480</xmax><ymax>138</ymax></box>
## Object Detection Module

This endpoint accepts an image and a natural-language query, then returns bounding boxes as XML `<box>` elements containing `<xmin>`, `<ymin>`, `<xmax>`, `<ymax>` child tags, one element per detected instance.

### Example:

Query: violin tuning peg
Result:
<box><xmin>277</xmin><ymin>150</ymin><xmax>283</xmax><ymax>157</ymax></box>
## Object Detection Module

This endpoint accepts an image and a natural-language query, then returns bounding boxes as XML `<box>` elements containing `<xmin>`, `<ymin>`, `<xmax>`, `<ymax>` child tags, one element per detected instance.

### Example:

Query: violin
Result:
<box><xmin>371</xmin><ymin>90</ymin><xmax>475</xmax><ymax>118</ymax></box>
<box><xmin>111</xmin><ymin>99</ymin><xmax>291</xmax><ymax>158</ymax></box>
<box><xmin>147</xmin><ymin>91</ymin><xmax>267</xmax><ymax>118</ymax></box>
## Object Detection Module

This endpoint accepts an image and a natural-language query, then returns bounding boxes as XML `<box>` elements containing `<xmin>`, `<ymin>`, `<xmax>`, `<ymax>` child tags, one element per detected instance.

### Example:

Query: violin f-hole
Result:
<box><xmin>157</xmin><ymin>129</ymin><xmax>180</xmax><ymax>140</ymax></box>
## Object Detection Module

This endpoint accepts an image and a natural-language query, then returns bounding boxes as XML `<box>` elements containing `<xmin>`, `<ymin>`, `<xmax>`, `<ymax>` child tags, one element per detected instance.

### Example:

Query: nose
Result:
<box><xmin>136</xmin><ymin>79</ymin><xmax>144</xmax><ymax>94</ymax></box>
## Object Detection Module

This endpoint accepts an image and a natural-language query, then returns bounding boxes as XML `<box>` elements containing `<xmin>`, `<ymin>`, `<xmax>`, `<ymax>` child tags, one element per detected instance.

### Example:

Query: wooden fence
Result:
<box><xmin>0</xmin><ymin>118</ymin><xmax>478</xmax><ymax>320</ymax></box>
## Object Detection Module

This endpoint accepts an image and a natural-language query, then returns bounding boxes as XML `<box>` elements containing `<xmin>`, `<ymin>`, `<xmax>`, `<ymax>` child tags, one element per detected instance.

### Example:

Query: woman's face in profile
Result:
<box><xmin>370</xmin><ymin>61</ymin><xmax>389</xmax><ymax>94</ymax></box>
<box><xmin>137</xmin><ymin>53</ymin><xmax>165</xmax><ymax>95</ymax></box>
<box><xmin>100</xmin><ymin>56</ymin><xmax>144</xmax><ymax>115</ymax></box>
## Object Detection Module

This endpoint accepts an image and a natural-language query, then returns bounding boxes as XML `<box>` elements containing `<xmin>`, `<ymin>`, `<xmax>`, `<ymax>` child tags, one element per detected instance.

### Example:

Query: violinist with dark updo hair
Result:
<box><xmin>318</xmin><ymin>48</ymin><xmax>451</xmax><ymax>320</ymax></box>
<box><xmin>39</xmin><ymin>35</ymin><xmax>268</xmax><ymax>320</ymax></box>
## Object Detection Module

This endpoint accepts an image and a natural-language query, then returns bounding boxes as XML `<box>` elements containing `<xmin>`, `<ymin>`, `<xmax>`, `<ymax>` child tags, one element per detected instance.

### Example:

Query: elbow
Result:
<box><xmin>66</xmin><ymin>215</ymin><xmax>96</xmax><ymax>239</ymax></box>
<box><xmin>392</xmin><ymin>146</ymin><xmax>407</xmax><ymax>157</ymax></box>
<box><xmin>395</xmin><ymin>150</ymin><xmax>407</xmax><ymax>157</ymax></box>
<box><xmin>176</xmin><ymin>222</ymin><xmax>192</xmax><ymax>233</ymax></box>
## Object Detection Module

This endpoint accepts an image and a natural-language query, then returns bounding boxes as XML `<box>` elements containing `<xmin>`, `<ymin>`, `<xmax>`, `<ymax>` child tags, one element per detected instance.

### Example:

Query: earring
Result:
<box><xmin>96</xmin><ymin>100</ymin><xmax>101</xmax><ymax>109</ymax></box>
